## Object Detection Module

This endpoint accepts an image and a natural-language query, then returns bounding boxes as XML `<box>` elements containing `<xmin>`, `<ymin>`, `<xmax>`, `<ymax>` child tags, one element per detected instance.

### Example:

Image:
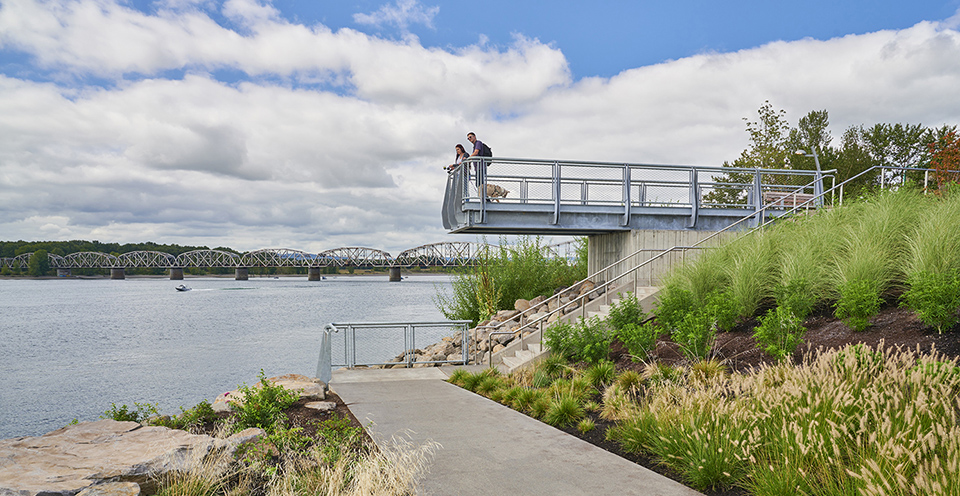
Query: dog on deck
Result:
<box><xmin>485</xmin><ymin>184</ymin><xmax>509</xmax><ymax>202</ymax></box>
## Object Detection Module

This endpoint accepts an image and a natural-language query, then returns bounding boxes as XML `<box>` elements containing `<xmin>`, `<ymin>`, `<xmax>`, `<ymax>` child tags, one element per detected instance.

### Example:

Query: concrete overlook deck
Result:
<box><xmin>331</xmin><ymin>367</ymin><xmax>703</xmax><ymax>496</ymax></box>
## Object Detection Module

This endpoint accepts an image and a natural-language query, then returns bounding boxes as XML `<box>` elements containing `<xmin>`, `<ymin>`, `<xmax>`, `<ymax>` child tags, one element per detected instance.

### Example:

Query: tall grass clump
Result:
<box><xmin>901</xmin><ymin>191</ymin><xmax>960</xmax><ymax>333</ymax></box>
<box><xmin>434</xmin><ymin>236</ymin><xmax>586</xmax><ymax>324</ymax></box>
<box><xmin>771</xmin><ymin>214</ymin><xmax>837</xmax><ymax>319</ymax></box>
<box><xmin>830</xmin><ymin>190</ymin><xmax>926</xmax><ymax>331</ymax></box>
<box><xmin>609</xmin><ymin>344</ymin><xmax>960</xmax><ymax>495</ymax></box>
<box><xmin>722</xmin><ymin>230</ymin><xmax>779</xmax><ymax>321</ymax></box>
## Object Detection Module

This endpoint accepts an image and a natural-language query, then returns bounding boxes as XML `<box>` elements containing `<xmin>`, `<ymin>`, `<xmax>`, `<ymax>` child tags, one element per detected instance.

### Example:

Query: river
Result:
<box><xmin>0</xmin><ymin>275</ymin><xmax>452</xmax><ymax>439</ymax></box>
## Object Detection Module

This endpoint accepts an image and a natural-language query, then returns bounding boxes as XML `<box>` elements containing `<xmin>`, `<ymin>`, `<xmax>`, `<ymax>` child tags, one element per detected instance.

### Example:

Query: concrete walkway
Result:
<box><xmin>331</xmin><ymin>367</ymin><xmax>702</xmax><ymax>496</ymax></box>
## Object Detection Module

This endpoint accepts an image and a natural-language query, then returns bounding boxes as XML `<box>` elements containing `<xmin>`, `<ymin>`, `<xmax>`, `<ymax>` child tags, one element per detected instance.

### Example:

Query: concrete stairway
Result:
<box><xmin>492</xmin><ymin>286</ymin><xmax>660</xmax><ymax>373</ymax></box>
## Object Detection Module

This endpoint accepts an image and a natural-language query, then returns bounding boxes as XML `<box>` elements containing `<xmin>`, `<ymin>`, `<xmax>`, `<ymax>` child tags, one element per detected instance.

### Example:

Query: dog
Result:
<box><xmin>485</xmin><ymin>184</ymin><xmax>510</xmax><ymax>202</ymax></box>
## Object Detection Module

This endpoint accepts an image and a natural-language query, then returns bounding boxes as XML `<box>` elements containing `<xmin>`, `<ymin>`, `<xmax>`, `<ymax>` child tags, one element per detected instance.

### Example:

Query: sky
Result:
<box><xmin>2</xmin><ymin>0</ymin><xmax>960</xmax><ymax>255</ymax></box>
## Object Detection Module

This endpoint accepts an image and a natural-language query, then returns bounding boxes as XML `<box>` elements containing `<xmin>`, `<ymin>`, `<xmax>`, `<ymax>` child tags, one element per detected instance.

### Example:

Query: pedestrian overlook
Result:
<box><xmin>442</xmin><ymin>156</ymin><xmax>830</xmax><ymax>234</ymax></box>
<box><xmin>2</xmin><ymin>241</ymin><xmax>579</xmax><ymax>281</ymax></box>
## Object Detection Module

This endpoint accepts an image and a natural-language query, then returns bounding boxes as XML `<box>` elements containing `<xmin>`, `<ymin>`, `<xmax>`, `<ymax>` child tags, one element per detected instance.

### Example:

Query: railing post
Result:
<box><xmin>316</xmin><ymin>324</ymin><xmax>337</xmax><ymax>390</ymax></box>
<box><xmin>622</xmin><ymin>165</ymin><xmax>631</xmax><ymax>226</ymax></box>
<box><xmin>478</xmin><ymin>158</ymin><xmax>487</xmax><ymax>223</ymax></box>
<box><xmin>814</xmin><ymin>170</ymin><xmax>824</xmax><ymax>208</ymax></box>
<box><xmin>405</xmin><ymin>324</ymin><xmax>413</xmax><ymax>367</ymax></box>
<box><xmin>687</xmin><ymin>168</ymin><xmax>698</xmax><ymax>228</ymax></box>
<box><xmin>752</xmin><ymin>170</ymin><xmax>763</xmax><ymax>226</ymax></box>
<box><xmin>552</xmin><ymin>161</ymin><xmax>561</xmax><ymax>225</ymax></box>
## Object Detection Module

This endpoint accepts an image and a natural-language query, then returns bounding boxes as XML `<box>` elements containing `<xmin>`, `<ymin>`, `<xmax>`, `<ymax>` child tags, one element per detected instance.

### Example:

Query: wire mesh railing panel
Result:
<box><xmin>323</xmin><ymin>321</ymin><xmax>471</xmax><ymax>369</ymax></box>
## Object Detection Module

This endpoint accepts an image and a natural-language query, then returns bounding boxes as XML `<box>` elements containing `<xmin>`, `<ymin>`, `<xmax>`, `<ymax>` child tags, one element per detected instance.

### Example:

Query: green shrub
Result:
<box><xmin>654</xmin><ymin>286</ymin><xmax>696</xmax><ymax>333</ymax></box>
<box><xmin>835</xmin><ymin>279</ymin><xmax>882</xmax><ymax>332</ymax></box>
<box><xmin>434</xmin><ymin>236</ymin><xmax>586</xmax><ymax>324</ymax></box>
<box><xmin>102</xmin><ymin>402</ymin><xmax>159</xmax><ymax>423</ymax></box>
<box><xmin>543</xmin><ymin>316</ymin><xmax>612</xmax><ymax>364</ymax></box>
<box><xmin>312</xmin><ymin>413</ymin><xmax>364</xmax><ymax>465</ymax></box>
<box><xmin>774</xmin><ymin>278</ymin><xmax>818</xmax><ymax>321</ymax></box>
<box><xmin>231</xmin><ymin>370</ymin><xmax>300</xmax><ymax>433</ymax></box>
<box><xmin>672</xmin><ymin>308</ymin><xmax>716</xmax><ymax>361</ymax></box>
<box><xmin>151</xmin><ymin>400</ymin><xmax>218</xmax><ymax>431</ymax></box>
<box><xmin>616</xmin><ymin>322</ymin><xmax>662</xmax><ymax>362</ymax></box>
<box><xmin>752</xmin><ymin>306</ymin><xmax>806</xmax><ymax>361</ymax></box>
<box><xmin>606</xmin><ymin>292</ymin><xmax>645</xmax><ymax>331</ymax></box>
<box><xmin>900</xmin><ymin>270</ymin><xmax>960</xmax><ymax>334</ymax></box>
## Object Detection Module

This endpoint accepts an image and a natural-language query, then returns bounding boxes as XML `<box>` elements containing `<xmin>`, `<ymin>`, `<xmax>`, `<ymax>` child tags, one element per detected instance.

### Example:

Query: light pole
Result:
<box><xmin>795</xmin><ymin>148</ymin><xmax>823</xmax><ymax>207</ymax></box>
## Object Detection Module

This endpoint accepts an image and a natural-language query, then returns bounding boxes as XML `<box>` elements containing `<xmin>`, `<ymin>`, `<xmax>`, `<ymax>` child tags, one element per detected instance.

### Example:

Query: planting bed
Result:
<box><xmin>560</xmin><ymin>304</ymin><xmax>959</xmax><ymax>496</ymax></box>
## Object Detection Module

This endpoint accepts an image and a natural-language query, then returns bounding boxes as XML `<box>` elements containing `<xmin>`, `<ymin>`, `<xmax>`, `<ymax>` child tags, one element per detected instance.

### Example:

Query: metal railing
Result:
<box><xmin>317</xmin><ymin>320</ymin><xmax>472</xmax><ymax>380</ymax></box>
<box><xmin>453</xmin><ymin>156</ymin><xmax>830</xmax><ymax>225</ymax></box>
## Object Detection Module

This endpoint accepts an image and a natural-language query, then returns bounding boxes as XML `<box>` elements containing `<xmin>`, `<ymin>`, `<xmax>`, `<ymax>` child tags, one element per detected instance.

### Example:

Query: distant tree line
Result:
<box><xmin>706</xmin><ymin>101</ymin><xmax>960</xmax><ymax>205</ymax></box>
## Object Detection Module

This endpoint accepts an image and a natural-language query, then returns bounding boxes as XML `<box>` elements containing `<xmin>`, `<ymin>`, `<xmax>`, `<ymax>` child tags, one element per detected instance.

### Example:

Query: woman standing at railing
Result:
<box><xmin>446</xmin><ymin>144</ymin><xmax>470</xmax><ymax>172</ymax></box>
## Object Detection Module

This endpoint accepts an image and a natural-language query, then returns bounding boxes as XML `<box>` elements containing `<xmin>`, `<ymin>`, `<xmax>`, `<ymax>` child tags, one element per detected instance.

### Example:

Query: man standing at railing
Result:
<box><xmin>466</xmin><ymin>132</ymin><xmax>492</xmax><ymax>158</ymax></box>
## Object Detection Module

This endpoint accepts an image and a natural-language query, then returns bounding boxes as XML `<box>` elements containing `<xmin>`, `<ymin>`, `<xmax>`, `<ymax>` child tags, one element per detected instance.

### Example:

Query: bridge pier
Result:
<box><xmin>169</xmin><ymin>268</ymin><xmax>184</xmax><ymax>280</ymax></box>
<box><xmin>235</xmin><ymin>267</ymin><xmax>249</xmax><ymax>280</ymax></box>
<box><xmin>110</xmin><ymin>268</ymin><xmax>125</xmax><ymax>280</ymax></box>
<box><xmin>389</xmin><ymin>267</ymin><xmax>402</xmax><ymax>282</ymax></box>
<box><xmin>308</xmin><ymin>267</ymin><xmax>322</xmax><ymax>281</ymax></box>
<box><xmin>57</xmin><ymin>268</ymin><xmax>71</xmax><ymax>277</ymax></box>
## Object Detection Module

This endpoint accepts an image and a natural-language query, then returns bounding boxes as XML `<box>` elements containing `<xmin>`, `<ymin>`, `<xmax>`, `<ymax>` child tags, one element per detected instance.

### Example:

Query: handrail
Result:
<box><xmin>318</xmin><ymin>320</ymin><xmax>473</xmax><ymax>376</ymax></box>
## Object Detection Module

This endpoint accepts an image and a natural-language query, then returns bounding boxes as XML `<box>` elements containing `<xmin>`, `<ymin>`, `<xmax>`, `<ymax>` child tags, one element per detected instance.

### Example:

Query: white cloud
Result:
<box><xmin>2</xmin><ymin>1</ymin><xmax>960</xmax><ymax>254</ymax></box>
<box><xmin>353</xmin><ymin>0</ymin><xmax>439</xmax><ymax>32</ymax></box>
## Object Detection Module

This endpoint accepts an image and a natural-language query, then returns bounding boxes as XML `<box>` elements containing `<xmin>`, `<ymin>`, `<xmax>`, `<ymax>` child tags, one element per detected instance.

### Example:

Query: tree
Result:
<box><xmin>926</xmin><ymin>129</ymin><xmax>960</xmax><ymax>193</ymax></box>
<box><xmin>705</xmin><ymin>102</ymin><xmax>801</xmax><ymax>205</ymax></box>
<box><xmin>28</xmin><ymin>249</ymin><xmax>50</xmax><ymax>277</ymax></box>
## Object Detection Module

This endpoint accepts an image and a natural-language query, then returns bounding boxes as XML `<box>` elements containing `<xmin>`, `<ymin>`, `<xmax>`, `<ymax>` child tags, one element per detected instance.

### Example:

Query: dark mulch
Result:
<box><xmin>565</xmin><ymin>304</ymin><xmax>960</xmax><ymax>496</ymax></box>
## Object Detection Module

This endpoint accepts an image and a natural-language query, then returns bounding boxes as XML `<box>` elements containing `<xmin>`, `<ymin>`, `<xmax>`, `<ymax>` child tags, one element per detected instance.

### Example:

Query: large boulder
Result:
<box><xmin>514</xmin><ymin>299</ymin><xmax>531</xmax><ymax>312</ymax></box>
<box><xmin>0</xmin><ymin>420</ymin><xmax>258</xmax><ymax>496</ymax></box>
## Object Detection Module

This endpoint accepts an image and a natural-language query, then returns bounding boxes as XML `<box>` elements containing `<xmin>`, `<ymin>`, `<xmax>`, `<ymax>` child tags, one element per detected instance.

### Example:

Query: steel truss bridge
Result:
<box><xmin>1</xmin><ymin>240</ymin><xmax>578</xmax><ymax>274</ymax></box>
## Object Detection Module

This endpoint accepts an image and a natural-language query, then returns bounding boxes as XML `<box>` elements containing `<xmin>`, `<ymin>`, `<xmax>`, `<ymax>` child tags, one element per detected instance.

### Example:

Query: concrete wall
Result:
<box><xmin>587</xmin><ymin>230</ymin><xmax>739</xmax><ymax>287</ymax></box>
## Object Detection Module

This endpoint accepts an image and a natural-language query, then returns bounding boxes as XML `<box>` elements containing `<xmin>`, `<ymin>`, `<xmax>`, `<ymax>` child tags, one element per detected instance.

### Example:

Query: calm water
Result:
<box><xmin>0</xmin><ymin>275</ymin><xmax>451</xmax><ymax>439</ymax></box>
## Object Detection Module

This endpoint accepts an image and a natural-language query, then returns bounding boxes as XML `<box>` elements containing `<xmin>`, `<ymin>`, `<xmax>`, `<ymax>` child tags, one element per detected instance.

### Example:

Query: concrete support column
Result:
<box><xmin>389</xmin><ymin>266</ymin><xmax>402</xmax><ymax>282</ymax></box>
<box><xmin>235</xmin><ymin>267</ymin><xmax>249</xmax><ymax>280</ymax></box>
<box><xmin>57</xmin><ymin>268</ymin><xmax>71</xmax><ymax>277</ymax></box>
<box><xmin>308</xmin><ymin>267</ymin><xmax>322</xmax><ymax>281</ymax></box>
<box><xmin>169</xmin><ymin>267</ymin><xmax>184</xmax><ymax>280</ymax></box>
<box><xmin>110</xmin><ymin>268</ymin><xmax>125</xmax><ymax>280</ymax></box>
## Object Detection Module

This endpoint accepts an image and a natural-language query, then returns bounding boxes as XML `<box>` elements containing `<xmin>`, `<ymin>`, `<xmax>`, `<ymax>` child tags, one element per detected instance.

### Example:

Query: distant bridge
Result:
<box><xmin>1</xmin><ymin>240</ymin><xmax>578</xmax><ymax>281</ymax></box>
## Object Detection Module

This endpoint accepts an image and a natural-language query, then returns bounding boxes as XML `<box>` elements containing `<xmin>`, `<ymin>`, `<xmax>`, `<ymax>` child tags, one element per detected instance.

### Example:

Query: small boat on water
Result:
<box><xmin>175</xmin><ymin>284</ymin><xmax>191</xmax><ymax>292</ymax></box>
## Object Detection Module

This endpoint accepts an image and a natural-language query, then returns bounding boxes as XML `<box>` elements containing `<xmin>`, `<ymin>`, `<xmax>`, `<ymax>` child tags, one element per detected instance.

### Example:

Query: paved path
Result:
<box><xmin>331</xmin><ymin>367</ymin><xmax>703</xmax><ymax>496</ymax></box>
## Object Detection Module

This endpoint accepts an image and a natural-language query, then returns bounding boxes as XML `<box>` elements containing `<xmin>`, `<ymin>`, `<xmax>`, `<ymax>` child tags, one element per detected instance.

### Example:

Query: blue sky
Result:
<box><xmin>1</xmin><ymin>0</ymin><xmax>960</xmax><ymax>252</ymax></box>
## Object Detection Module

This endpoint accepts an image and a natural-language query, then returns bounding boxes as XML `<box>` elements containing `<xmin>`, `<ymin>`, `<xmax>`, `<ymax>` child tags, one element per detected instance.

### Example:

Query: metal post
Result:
<box><xmin>552</xmin><ymin>161</ymin><xmax>561</xmax><ymax>225</ymax></box>
<box><xmin>478</xmin><ymin>159</ymin><xmax>487</xmax><ymax>223</ymax></box>
<box><xmin>622</xmin><ymin>165</ymin><xmax>631</xmax><ymax>226</ymax></box>
<box><xmin>316</xmin><ymin>324</ymin><xmax>337</xmax><ymax>389</ymax></box>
